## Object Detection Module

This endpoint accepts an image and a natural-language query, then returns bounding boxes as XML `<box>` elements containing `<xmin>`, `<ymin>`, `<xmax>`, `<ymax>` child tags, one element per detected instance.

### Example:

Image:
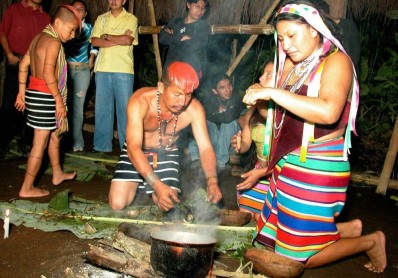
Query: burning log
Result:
<box><xmin>85</xmin><ymin>232</ymin><xmax>155</xmax><ymax>277</ymax></box>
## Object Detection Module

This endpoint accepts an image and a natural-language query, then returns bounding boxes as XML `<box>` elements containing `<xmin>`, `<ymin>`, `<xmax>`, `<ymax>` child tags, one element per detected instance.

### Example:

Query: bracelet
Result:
<box><xmin>206</xmin><ymin>175</ymin><xmax>218</xmax><ymax>182</ymax></box>
<box><xmin>145</xmin><ymin>172</ymin><xmax>160</xmax><ymax>187</ymax></box>
<box><xmin>19</xmin><ymin>70</ymin><xmax>28</xmax><ymax>73</ymax></box>
<box><xmin>53</xmin><ymin>92</ymin><xmax>60</xmax><ymax>98</ymax></box>
<box><xmin>18</xmin><ymin>82</ymin><xmax>26</xmax><ymax>84</ymax></box>
<box><xmin>46</xmin><ymin>80</ymin><xmax>57</xmax><ymax>85</ymax></box>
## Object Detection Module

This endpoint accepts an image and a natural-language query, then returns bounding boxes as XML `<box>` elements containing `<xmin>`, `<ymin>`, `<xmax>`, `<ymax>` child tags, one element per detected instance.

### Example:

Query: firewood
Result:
<box><xmin>85</xmin><ymin>243</ymin><xmax>155</xmax><ymax>278</ymax></box>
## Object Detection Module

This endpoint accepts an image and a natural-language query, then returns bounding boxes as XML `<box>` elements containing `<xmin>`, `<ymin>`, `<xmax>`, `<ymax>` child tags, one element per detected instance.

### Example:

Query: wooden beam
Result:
<box><xmin>226</xmin><ymin>0</ymin><xmax>282</xmax><ymax>76</ymax></box>
<box><xmin>138</xmin><ymin>24</ymin><xmax>274</xmax><ymax>35</ymax></box>
<box><xmin>376</xmin><ymin>116</ymin><xmax>398</xmax><ymax>195</ymax></box>
<box><xmin>147</xmin><ymin>0</ymin><xmax>162</xmax><ymax>80</ymax></box>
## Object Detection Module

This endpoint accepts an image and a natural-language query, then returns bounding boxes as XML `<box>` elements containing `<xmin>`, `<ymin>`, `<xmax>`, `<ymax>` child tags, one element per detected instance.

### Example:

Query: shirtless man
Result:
<box><xmin>109</xmin><ymin>62</ymin><xmax>222</xmax><ymax>211</ymax></box>
<box><xmin>15</xmin><ymin>5</ymin><xmax>80</xmax><ymax>197</ymax></box>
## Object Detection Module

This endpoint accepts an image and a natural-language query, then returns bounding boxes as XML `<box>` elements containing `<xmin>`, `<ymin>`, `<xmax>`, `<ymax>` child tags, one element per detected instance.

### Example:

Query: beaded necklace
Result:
<box><xmin>156</xmin><ymin>91</ymin><xmax>178</xmax><ymax>151</ymax></box>
<box><xmin>273</xmin><ymin>47</ymin><xmax>322</xmax><ymax>138</ymax></box>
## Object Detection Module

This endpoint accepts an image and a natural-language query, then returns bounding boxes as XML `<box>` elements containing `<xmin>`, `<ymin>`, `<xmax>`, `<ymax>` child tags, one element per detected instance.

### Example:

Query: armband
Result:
<box><xmin>145</xmin><ymin>172</ymin><xmax>160</xmax><ymax>187</ymax></box>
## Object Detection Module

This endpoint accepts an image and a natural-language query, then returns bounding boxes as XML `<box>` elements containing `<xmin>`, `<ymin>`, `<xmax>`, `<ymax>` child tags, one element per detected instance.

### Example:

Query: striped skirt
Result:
<box><xmin>112</xmin><ymin>144</ymin><xmax>180</xmax><ymax>194</ymax></box>
<box><xmin>25</xmin><ymin>89</ymin><xmax>56</xmax><ymax>130</ymax></box>
<box><xmin>237</xmin><ymin>162</ymin><xmax>269</xmax><ymax>214</ymax></box>
<box><xmin>255</xmin><ymin>137</ymin><xmax>350</xmax><ymax>263</ymax></box>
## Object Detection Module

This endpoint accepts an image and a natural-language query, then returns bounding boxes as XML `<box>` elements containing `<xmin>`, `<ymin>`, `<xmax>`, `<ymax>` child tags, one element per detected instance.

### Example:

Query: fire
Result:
<box><xmin>170</xmin><ymin>246</ymin><xmax>184</xmax><ymax>256</ymax></box>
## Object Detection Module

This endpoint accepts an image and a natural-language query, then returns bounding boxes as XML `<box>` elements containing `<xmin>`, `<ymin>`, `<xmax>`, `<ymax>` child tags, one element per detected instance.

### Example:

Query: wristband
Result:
<box><xmin>145</xmin><ymin>172</ymin><xmax>160</xmax><ymax>187</ymax></box>
<box><xmin>206</xmin><ymin>175</ymin><xmax>218</xmax><ymax>183</ymax></box>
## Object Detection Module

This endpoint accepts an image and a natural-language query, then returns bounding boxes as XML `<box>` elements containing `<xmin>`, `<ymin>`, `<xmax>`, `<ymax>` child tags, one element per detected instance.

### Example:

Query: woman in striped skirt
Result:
<box><xmin>242</xmin><ymin>0</ymin><xmax>386</xmax><ymax>273</ymax></box>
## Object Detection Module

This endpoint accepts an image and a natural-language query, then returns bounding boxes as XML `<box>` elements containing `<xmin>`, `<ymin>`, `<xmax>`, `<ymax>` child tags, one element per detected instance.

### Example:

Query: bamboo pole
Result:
<box><xmin>376</xmin><ymin>116</ymin><xmax>398</xmax><ymax>195</ymax></box>
<box><xmin>138</xmin><ymin>24</ymin><xmax>274</xmax><ymax>35</ymax></box>
<box><xmin>147</xmin><ymin>0</ymin><xmax>162</xmax><ymax>80</ymax></box>
<box><xmin>4</xmin><ymin>204</ymin><xmax>254</xmax><ymax>232</ymax></box>
<box><xmin>226</xmin><ymin>0</ymin><xmax>282</xmax><ymax>76</ymax></box>
<box><xmin>128</xmin><ymin>0</ymin><xmax>134</xmax><ymax>13</ymax></box>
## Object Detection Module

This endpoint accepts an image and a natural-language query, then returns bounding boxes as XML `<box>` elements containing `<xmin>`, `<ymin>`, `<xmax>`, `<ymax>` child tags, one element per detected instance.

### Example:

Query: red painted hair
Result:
<box><xmin>163</xmin><ymin>62</ymin><xmax>199</xmax><ymax>94</ymax></box>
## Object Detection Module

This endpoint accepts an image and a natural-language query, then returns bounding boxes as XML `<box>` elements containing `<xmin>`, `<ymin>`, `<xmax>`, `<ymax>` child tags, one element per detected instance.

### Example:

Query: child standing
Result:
<box><xmin>14</xmin><ymin>5</ymin><xmax>80</xmax><ymax>197</ymax></box>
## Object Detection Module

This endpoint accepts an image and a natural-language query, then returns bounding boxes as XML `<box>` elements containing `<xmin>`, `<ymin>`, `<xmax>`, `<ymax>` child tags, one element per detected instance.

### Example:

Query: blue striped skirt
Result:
<box><xmin>255</xmin><ymin>137</ymin><xmax>350</xmax><ymax>263</ymax></box>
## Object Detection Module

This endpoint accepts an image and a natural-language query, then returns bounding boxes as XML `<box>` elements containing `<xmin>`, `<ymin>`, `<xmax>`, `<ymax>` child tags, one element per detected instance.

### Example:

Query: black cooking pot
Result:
<box><xmin>150</xmin><ymin>230</ymin><xmax>217</xmax><ymax>278</ymax></box>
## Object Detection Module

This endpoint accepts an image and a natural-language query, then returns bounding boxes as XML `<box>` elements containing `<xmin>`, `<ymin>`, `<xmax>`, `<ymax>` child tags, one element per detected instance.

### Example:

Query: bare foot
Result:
<box><xmin>337</xmin><ymin>219</ymin><xmax>363</xmax><ymax>238</ymax></box>
<box><xmin>53</xmin><ymin>171</ymin><xmax>77</xmax><ymax>186</ymax></box>
<box><xmin>19</xmin><ymin>187</ymin><xmax>50</xmax><ymax>198</ymax></box>
<box><xmin>364</xmin><ymin>231</ymin><xmax>387</xmax><ymax>273</ymax></box>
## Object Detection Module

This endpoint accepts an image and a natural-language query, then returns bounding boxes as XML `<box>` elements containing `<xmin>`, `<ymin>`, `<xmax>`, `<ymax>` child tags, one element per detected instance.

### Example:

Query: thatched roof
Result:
<box><xmin>2</xmin><ymin>0</ymin><xmax>398</xmax><ymax>26</ymax></box>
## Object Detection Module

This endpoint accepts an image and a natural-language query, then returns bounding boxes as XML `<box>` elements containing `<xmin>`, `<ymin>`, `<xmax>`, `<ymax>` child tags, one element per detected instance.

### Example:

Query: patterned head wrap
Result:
<box><xmin>267</xmin><ymin>3</ymin><xmax>359</xmax><ymax>161</ymax></box>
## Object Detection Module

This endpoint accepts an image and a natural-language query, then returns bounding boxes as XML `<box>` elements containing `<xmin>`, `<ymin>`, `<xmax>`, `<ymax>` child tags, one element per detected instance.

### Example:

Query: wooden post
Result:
<box><xmin>376</xmin><ymin>116</ymin><xmax>398</xmax><ymax>195</ymax></box>
<box><xmin>128</xmin><ymin>0</ymin><xmax>134</xmax><ymax>13</ymax></box>
<box><xmin>147</xmin><ymin>0</ymin><xmax>162</xmax><ymax>80</ymax></box>
<box><xmin>226</xmin><ymin>0</ymin><xmax>281</xmax><ymax>76</ymax></box>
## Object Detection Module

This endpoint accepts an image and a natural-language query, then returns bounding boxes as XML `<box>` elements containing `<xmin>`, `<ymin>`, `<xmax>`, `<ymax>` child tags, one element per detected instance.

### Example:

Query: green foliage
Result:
<box><xmin>356</xmin><ymin>21</ymin><xmax>398</xmax><ymax>140</ymax></box>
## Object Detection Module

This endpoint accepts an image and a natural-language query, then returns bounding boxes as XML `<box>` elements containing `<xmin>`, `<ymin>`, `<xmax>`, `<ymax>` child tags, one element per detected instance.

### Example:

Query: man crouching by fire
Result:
<box><xmin>109</xmin><ymin>61</ymin><xmax>222</xmax><ymax>211</ymax></box>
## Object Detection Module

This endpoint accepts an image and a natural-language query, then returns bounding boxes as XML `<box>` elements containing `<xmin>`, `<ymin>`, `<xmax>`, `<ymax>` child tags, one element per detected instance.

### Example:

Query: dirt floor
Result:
<box><xmin>1</xmin><ymin>144</ymin><xmax>398</xmax><ymax>277</ymax></box>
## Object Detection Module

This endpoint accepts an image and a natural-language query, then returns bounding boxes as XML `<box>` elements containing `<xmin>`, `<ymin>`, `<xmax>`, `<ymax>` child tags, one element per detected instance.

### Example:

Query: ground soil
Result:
<box><xmin>1</xmin><ymin>145</ymin><xmax>398</xmax><ymax>278</ymax></box>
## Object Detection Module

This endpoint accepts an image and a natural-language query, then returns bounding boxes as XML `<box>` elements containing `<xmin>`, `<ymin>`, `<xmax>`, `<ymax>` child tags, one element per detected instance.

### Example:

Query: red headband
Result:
<box><xmin>60</xmin><ymin>4</ymin><xmax>82</xmax><ymax>32</ymax></box>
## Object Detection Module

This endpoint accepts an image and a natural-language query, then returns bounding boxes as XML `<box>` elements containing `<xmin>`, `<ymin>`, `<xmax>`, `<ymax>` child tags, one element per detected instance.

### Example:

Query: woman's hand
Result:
<box><xmin>14</xmin><ymin>92</ymin><xmax>25</xmax><ymax>112</ymax></box>
<box><xmin>236</xmin><ymin>168</ymin><xmax>266</xmax><ymax>191</ymax></box>
<box><xmin>243</xmin><ymin>84</ymin><xmax>271</xmax><ymax>106</ymax></box>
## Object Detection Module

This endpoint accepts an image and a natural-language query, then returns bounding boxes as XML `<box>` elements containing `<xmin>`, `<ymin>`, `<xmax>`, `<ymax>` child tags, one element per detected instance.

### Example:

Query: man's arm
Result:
<box><xmin>125</xmin><ymin>91</ymin><xmax>180</xmax><ymax>211</ymax></box>
<box><xmin>0</xmin><ymin>34</ymin><xmax>19</xmax><ymax>64</ymax></box>
<box><xmin>190</xmin><ymin>101</ymin><xmax>222</xmax><ymax>203</ymax></box>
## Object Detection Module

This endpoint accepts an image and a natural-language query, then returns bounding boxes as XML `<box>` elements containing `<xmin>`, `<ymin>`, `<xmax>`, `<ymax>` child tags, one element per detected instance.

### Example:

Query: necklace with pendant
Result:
<box><xmin>157</xmin><ymin>91</ymin><xmax>178</xmax><ymax>151</ymax></box>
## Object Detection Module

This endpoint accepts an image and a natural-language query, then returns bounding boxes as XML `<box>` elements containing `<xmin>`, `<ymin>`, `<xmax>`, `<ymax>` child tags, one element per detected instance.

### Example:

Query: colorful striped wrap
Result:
<box><xmin>255</xmin><ymin>137</ymin><xmax>350</xmax><ymax>263</ymax></box>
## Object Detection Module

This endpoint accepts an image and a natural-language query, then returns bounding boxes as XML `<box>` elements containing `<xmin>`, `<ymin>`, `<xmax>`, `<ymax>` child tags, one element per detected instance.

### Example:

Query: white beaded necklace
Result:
<box><xmin>273</xmin><ymin>47</ymin><xmax>323</xmax><ymax>139</ymax></box>
<box><xmin>156</xmin><ymin>91</ymin><xmax>178</xmax><ymax>151</ymax></box>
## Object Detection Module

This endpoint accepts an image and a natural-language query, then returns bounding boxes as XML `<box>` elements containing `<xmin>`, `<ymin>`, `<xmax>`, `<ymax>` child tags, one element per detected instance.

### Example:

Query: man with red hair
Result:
<box><xmin>109</xmin><ymin>62</ymin><xmax>222</xmax><ymax>211</ymax></box>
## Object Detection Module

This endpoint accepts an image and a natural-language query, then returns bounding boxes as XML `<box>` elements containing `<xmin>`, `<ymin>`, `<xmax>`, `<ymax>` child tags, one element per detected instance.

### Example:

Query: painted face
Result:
<box><xmin>163</xmin><ymin>84</ymin><xmax>193</xmax><ymax>114</ymax></box>
<box><xmin>276</xmin><ymin>20</ymin><xmax>319</xmax><ymax>63</ymax></box>
<box><xmin>214</xmin><ymin>78</ymin><xmax>233</xmax><ymax>101</ymax></box>
<box><xmin>56</xmin><ymin>19</ymin><xmax>78</xmax><ymax>42</ymax></box>
<box><xmin>259</xmin><ymin>63</ymin><xmax>274</xmax><ymax>88</ymax></box>
<box><xmin>186</xmin><ymin>0</ymin><xmax>206</xmax><ymax>22</ymax></box>
<box><xmin>72</xmin><ymin>2</ymin><xmax>87</xmax><ymax>21</ymax></box>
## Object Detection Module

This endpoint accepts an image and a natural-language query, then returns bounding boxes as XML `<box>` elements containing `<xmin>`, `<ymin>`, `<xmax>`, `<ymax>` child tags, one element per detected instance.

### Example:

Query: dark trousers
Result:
<box><xmin>0</xmin><ymin>62</ymin><xmax>33</xmax><ymax>150</ymax></box>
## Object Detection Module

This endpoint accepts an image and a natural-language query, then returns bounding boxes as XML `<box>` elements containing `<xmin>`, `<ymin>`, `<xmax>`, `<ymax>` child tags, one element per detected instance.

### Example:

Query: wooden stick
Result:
<box><xmin>376</xmin><ymin>116</ymin><xmax>398</xmax><ymax>195</ymax></box>
<box><xmin>147</xmin><ymin>0</ymin><xmax>162</xmax><ymax>80</ymax></box>
<box><xmin>226</xmin><ymin>0</ymin><xmax>282</xmax><ymax>76</ymax></box>
<box><xmin>138</xmin><ymin>24</ymin><xmax>274</xmax><ymax>35</ymax></box>
<box><xmin>5</xmin><ymin>204</ymin><xmax>254</xmax><ymax>232</ymax></box>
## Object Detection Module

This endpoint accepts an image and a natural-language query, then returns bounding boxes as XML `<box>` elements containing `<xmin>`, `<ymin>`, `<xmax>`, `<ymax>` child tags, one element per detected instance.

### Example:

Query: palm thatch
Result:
<box><xmin>1</xmin><ymin>0</ymin><xmax>398</xmax><ymax>25</ymax></box>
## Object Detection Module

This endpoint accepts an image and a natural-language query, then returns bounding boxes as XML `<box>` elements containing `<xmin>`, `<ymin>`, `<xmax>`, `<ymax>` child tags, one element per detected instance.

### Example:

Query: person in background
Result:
<box><xmin>0</xmin><ymin>0</ymin><xmax>51</xmax><ymax>158</ymax></box>
<box><xmin>14</xmin><ymin>5</ymin><xmax>80</xmax><ymax>198</ymax></box>
<box><xmin>159</xmin><ymin>0</ymin><xmax>210</xmax><ymax>77</ymax></box>
<box><xmin>230</xmin><ymin>62</ymin><xmax>274</xmax><ymax>222</ymax></box>
<box><xmin>189</xmin><ymin>73</ymin><xmax>245</xmax><ymax>170</ymax></box>
<box><xmin>65</xmin><ymin>0</ymin><xmax>97</xmax><ymax>152</ymax></box>
<box><xmin>242</xmin><ymin>0</ymin><xmax>386</xmax><ymax>272</ymax></box>
<box><xmin>109</xmin><ymin>62</ymin><xmax>222</xmax><ymax>212</ymax></box>
<box><xmin>90</xmin><ymin>0</ymin><xmax>138</xmax><ymax>152</ymax></box>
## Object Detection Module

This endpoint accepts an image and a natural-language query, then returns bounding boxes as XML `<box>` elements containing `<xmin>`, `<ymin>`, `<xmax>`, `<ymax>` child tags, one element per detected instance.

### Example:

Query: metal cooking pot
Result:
<box><xmin>150</xmin><ymin>230</ymin><xmax>217</xmax><ymax>278</ymax></box>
